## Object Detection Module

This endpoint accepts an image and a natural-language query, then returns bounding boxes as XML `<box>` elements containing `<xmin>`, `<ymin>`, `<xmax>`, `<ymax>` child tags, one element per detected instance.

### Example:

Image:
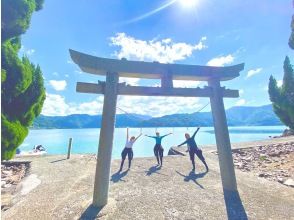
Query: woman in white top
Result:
<box><xmin>119</xmin><ymin>128</ymin><xmax>142</xmax><ymax>172</ymax></box>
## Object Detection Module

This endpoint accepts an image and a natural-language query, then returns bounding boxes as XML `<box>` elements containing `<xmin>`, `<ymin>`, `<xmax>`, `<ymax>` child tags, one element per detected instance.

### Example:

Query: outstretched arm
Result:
<box><xmin>145</xmin><ymin>135</ymin><xmax>155</xmax><ymax>139</ymax></box>
<box><xmin>162</xmin><ymin>133</ymin><xmax>173</xmax><ymax>138</ymax></box>
<box><xmin>192</xmin><ymin>127</ymin><xmax>200</xmax><ymax>139</ymax></box>
<box><xmin>177</xmin><ymin>140</ymin><xmax>187</xmax><ymax>147</ymax></box>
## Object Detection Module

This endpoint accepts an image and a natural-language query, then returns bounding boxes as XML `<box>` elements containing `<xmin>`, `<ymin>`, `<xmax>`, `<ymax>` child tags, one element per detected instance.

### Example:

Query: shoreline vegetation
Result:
<box><xmin>1</xmin><ymin>136</ymin><xmax>294</xmax><ymax>219</ymax></box>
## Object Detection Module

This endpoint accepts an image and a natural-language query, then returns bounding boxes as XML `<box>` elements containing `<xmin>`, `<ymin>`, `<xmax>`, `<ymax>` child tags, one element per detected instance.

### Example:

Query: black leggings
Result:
<box><xmin>189</xmin><ymin>148</ymin><xmax>208</xmax><ymax>170</ymax></box>
<box><xmin>154</xmin><ymin>144</ymin><xmax>164</xmax><ymax>165</ymax></box>
<box><xmin>120</xmin><ymin>148</ymin><xmax>133</xmax><ymax>170</ymax></box>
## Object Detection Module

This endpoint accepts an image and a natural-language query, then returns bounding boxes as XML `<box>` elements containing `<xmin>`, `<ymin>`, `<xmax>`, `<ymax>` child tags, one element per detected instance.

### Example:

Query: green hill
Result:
<box><xmin>32</xmin><ymin>104</ymin><xmax>282</xmax><ymax>129</ymax></box>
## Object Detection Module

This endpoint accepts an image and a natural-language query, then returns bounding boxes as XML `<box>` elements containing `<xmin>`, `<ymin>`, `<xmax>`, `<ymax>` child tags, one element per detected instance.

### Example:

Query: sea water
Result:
<box><xmin>19</xmin><ymin>126</ymin><xmax>285</xmax><ymax>159</ymax></box>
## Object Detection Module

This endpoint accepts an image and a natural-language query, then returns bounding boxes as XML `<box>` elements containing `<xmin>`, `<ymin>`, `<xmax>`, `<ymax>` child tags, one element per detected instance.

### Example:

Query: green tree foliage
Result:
<box><xmin>1</xmin><ymin>0</ymin><xmax>46</xmax><ymax>160</ymax></box>
<box><xmin>290</xmin><ymin>15</ymin><xmax>294</xmax><ymax>50</ymax></box>
<box><xmin>268</xmin><ymin>56</ymin><xmax>294</xmax><ymax>130</ymax></box>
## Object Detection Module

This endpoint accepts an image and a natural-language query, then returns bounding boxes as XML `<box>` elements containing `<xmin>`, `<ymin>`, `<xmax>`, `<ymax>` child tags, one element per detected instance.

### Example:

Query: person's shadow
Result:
<box><xmin>110</xmin><ymin>170</ymin><xmax>129</xmax><ymax>183</ymax></box>
<box><xmin>145</xmin><ymin>165</ymin><xmax>162</xmax><ymax>176</ymax></box>
<box><xmin>176</xmin><ymin>170</ymin><xmax>208</xmax><ymax>189</ymax></box>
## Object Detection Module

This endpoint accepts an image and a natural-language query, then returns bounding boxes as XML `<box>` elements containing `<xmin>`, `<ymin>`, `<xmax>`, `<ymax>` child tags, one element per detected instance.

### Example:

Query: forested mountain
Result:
<box><xmin>32</xmin><ymin>105</ymin><xmax>282</xmax><ymax>129</ymax></box>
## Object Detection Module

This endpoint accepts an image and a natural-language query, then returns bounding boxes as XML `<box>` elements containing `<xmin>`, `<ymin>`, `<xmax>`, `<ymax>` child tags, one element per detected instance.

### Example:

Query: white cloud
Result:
<box><xmin>67</xmin><ymin>60</ymin><xmax>74</xmax><ymax>64</ymax></box>
<box><xmin>42</xmin><ymin>93</ymin><xmax>203</xmax><ymax>117</ymax></box>
<box><xmin>117</xmin><ymin>96</ymin><xmax>201</xmax><ymax>117</ymax></box>
<box><xmin>239</xmin><ymin>89</ymin><xmax>244</xmax><ymax>95</ymax></box>
<box><xmin>20</xmin><ymin>46</ymin><xmax>35</xmax><ymax>56</ymax></box>
<box><xmin>26</xmin><ymin>49</ymin><xmax>35</xmax><ymax>56</ymax></box>
<box><xmin>75</xmin><ymin>70</ymin><xmax>83</xmax><ymax>74</ymax></box>
<box><xmin>173</xmin><ymin>80</ymin><xmax>201</xmax><ymax>88</ymax></box>
<box><xmin>246</xmin><ymin>68</ymin><xmax>262</xmax><ymax>78</ymax></box>
<box><xmin>52</xmin><ymin>72</ymin><xmax>59</xmax><ymax>76</ymax></box>
<box><xmin>42</xmin><ymin>93</ymin><xmax>70</xmax><ymax>116</ymax></box>
<box><xmin>42</xmin><ymin>93</ymin><xmax>104</xmax><ymax>116</ymax></box>
<box><xmin>235</xmin><ymin>99</ymin><xmax>246</xmax><ymax>106</ymax></box>
<box><xmin>49</xmin><ymin>80</ymin><xmax>67</xmax><ymax>91</ymax></box>
<box><xmin>65</xmin><ymin>74</ymin><xmax>69</xmax><ymax>78</ymax></box>
<box><xmin>277</xmin><ymin>80</ymin><xmax>283</xmax><ymax>87</ymax></box>
<box><xmin>110</xmin><ymin>33</ymin><xmax>207</xmax><ymax>63</ymax></box>
<box><xmin>119</xmin><ymin>77</ymin><xmax>140</xmax><ymax>86</ymax></box>
<box><xmin>206</xmin><ymin>54</ymin><xmax>234</xmax><ymax>67</ymax></box>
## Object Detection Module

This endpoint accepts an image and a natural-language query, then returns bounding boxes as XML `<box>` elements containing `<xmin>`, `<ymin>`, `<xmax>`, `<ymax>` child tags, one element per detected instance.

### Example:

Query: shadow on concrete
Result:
<box><xmin>50</xmin><ymin>158</ymin><xmax>67</xmax><ymax>163</ymax></box>
<box><xmin>110</xmin><ymin>170</ymin><xmax>129</xmax><ymax>183</ymax></box>
<box><xmin>145</xmin><ymin>165</ymin><xmax>162</xmax><ymax>176</ymax></box>
<box><xmin>223</xmin><ymin>190</ymin><xmax>248</xmax><ymax>220</ymax></box>
<box><xmin>176</xmin><ymin>170</ymin><xmax>208</xmax><ymax>189</ymax></box>
<box><xmin>80</xmin><ymin>204</ymin><xmax>103</xmax><ymax>220</ymax></box>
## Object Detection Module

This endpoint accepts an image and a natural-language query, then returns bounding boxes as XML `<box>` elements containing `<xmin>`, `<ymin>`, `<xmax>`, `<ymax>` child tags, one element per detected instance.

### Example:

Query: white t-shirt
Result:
<box><xmin>125</xmin><ymin>140</ymin><xmax>135</xmax><ymax>149</ymax></box>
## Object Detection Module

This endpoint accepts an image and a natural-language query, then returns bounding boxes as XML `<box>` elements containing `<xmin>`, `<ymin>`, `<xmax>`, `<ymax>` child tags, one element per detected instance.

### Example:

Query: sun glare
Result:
<box><xmin>178</xmin><ymin>0</ymin><xmax>199</xmax><ymax>8</ymax></box>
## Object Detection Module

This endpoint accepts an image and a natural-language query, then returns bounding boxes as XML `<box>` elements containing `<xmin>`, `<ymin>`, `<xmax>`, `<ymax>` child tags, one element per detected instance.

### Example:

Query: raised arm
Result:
<box><xmin>126</xmin><ymin>128</ymin><xmax>129</xmax><ymax>142</ymax></box>
<box><xmin>134</xmin><ymin>133</ymin><xmax>142</xmax><ymax>142</ymax></box>
<box><xmin>191</xmin><ymin>127</ymin><xmax>200</xmax><ymax>139</ymax></box>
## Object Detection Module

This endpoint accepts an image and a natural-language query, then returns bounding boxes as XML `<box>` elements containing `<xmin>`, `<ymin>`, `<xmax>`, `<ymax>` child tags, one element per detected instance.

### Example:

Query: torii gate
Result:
<box><xmin>69</xmin><ymin>49</ymin><xmax>245</xmax><ymax>207</ymax></box>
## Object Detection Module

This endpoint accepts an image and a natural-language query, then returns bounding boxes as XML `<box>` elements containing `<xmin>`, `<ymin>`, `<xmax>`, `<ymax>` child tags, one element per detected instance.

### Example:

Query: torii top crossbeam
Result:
<box><xmin>69</xmin><ymin>49</ymin><xmax>244</xmax><ymax>81</ymax></box>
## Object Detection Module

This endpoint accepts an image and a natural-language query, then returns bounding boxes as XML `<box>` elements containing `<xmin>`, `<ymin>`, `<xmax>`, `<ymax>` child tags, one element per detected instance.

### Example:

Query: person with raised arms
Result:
<box><xmin>145</xmin><ymin>132</ymin><xmax>172</xmax><ymax>166</ymax></box>
<box><xmin>177</xmin><ymin>127</ymin><xmax>209</xmax><ymax>172</ymax></box>
<box><xmin>119</xmin><ymin>128</ymin><xmax>142</xmax><ymax>172</ymax></box>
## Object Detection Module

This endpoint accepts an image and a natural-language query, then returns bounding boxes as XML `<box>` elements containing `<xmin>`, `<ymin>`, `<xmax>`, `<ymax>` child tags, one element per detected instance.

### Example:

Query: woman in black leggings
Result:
<box><xmin>119</xmin><ymin>128</ymin><xmax>142</xmax><ymax>172</ymax></box>
<box><xmin>177</xmin><ymin>127</ymin><xmax>208</xmax><ymax>172</ymax></box>
<box><xmin>145</xmin><ymin>132</ymin><xmax>172</xmax><ymax>166</ymax></box>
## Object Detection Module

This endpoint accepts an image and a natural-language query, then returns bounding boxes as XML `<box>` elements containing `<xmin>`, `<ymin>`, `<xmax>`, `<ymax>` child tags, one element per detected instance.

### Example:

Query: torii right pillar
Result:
<box><xmin>209</xmin><ymin>78</ymin><xmax>237</xmax><ymax>191</ymax></box>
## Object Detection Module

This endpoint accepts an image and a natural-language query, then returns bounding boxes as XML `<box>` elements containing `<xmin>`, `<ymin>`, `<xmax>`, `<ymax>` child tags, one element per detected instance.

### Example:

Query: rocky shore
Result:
<box><xmin>232</xmin><ymin>141</ymin><xmax>294</xmax><ymax>187</ymax></box>
<box><xmin>1</xmin><ymin>161</ymin><xmax>31</xmax><ymax>210</ymax></box>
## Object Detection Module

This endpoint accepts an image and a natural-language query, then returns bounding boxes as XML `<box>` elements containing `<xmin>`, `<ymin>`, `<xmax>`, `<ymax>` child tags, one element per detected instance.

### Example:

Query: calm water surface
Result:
<box><xmin>19</xmin><ymin>126</ymin><xmax>285</xmax><ymax>159</ymax></box>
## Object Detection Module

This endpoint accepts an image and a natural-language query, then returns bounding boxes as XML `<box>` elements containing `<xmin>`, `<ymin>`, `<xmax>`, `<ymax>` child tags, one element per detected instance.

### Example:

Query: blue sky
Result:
<box><xmin>21</xmin><ymin>0</ymin><xmax>293</xmax><ymax>116</ymax></box>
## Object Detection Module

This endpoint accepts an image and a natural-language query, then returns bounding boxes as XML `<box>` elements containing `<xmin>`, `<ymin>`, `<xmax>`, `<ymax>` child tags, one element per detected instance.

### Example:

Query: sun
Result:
<box><xmin>178</xmin><ymin>0</ymin><xmax>199</xmax><ymax>8</ymax></box>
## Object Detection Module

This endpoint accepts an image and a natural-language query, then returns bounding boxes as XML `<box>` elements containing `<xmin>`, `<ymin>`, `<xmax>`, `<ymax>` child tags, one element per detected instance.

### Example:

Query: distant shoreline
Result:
<box><xmin>29</xmin><ymin>124</ymin><xmax>285</xmax><ymax>130</ymax></box>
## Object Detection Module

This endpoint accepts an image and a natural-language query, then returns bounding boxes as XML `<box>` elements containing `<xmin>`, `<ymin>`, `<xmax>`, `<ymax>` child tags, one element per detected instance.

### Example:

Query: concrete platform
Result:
<box><xmin>2</xmin><ymin>142</ymin><xmax>294</xmax><ymax>220</ymax></box>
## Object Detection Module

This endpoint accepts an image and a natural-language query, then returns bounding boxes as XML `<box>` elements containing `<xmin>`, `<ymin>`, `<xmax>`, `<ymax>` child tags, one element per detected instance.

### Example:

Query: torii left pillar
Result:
<box><xmin>93</xmin><ymin>72</ymin><xmax>118</xmax><ymax>207</ymax></box>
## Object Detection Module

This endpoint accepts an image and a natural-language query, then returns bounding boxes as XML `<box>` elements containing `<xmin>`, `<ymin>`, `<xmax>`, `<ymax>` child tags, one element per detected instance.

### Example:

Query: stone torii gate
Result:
<box><xmin>69</xmin><ymin>49</ymin><xmax>245</xmax><ymax>207</ymax></box>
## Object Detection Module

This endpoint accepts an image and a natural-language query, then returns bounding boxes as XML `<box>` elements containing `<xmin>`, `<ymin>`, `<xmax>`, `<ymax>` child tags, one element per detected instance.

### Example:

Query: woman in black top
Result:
<box><xmin>177</xmin><ymin>127</ymin><xmax>208</xmax><ymax>172</ymax></box>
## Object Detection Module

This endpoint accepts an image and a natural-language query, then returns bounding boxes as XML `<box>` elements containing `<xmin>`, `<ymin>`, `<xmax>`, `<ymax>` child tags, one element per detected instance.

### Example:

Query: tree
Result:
<box><xmin>268</xmin><ymin>56</ymin><xmax>294</xmax><ymax>130</ymax></box>
<box><xmin>290</xmin><ymin>15</ymin><xmax>294</xmax><ymax>49</ymax></box>
<box><xmin>289</xmin><ymin>1</ymin><xmax>294</xmax><ymax>49</ymax></box>
<box><xmin>1</xmin><ymin>0</ymin><xmax>46</xmax><ymax>160</ymax></box>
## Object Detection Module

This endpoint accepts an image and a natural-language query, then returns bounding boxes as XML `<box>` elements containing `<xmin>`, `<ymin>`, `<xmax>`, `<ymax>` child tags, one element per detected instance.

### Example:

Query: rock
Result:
<box><xmin>2</xmin><ymin>170</ymin><xmax>13</xmax><ymax>176</ymax></box>
<box><xmin>282</xmin><ymin>129</ymin><xmax>294</xmax><ymax>137</ymax></box>
<box><xmin>1</xmin><ymin>180</ymin><xmax>6</xmax><ymax>187</ymax></box>
<box><xmin>277</xmin><ymin>177</ymin><xmax>284</xmax><ymax>183</ymax></box>
<box><xmin>283</xmin><ymin>179</ymin><xmax>294</xmax><ymax>187</ymax></box>
<box><xmin>1</xmin><ymin>194</ymin><xmax>12</xmax><ymax>210</ymax></box>
<box><xmin>168</xmin><ymin>147</ymin><xmax>185</xmax><ymax>156</ymax></box>
<box><xmin>259</xmin><ymin>173</ymin><xmax>265</xmax><ymax>177</ymax></box>
<box><xmin>4</xmin><ymin>183</ymin><xmax>12</xmax><ymax>188</ymax></box>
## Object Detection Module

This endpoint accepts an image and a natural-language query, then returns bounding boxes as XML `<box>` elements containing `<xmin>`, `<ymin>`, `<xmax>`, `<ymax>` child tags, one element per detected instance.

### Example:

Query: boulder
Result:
<box><xmin>283</xmin><ymin>179</ymin><xmax>294</xmax><ymax>187</ymax></box>
<box><xmin>168</xmin><ymin>147</ymin><xmax>186</xmax><ymax>156</ymax></box>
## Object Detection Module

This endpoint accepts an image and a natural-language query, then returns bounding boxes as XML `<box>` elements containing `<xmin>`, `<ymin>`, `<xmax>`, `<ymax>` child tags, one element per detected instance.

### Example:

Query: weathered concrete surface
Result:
<box><xmin>2</xmin><ymin>138</ymin><xmax>294</xmax><ymax>220</ymax></box>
